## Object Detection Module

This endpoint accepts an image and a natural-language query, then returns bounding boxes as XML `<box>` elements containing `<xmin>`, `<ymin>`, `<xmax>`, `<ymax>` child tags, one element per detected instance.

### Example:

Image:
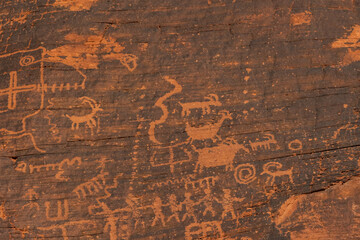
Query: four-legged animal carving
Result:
<box><xmin>249</xmin><ymin>133</ymin><xmax>280</xmax><ymax>151</ymax></box>
<box><xmin>260</xmin><ymin>162</ymin><xmax>293</xmax><ymax>185</ymax></box>
<box><xmin>65</xmin><ymin>97</ymin><xmax>103</xmax><ymax>135</ymax></box>
<box><xmin>179</xmin><ymin>94</ymin><xmax>222</xmax><ymax>117</ymax></box>
<box><xmin>185</xmin><ymin>110</ymin><xmax>232</xmax><ymax>142</ymax></box>
<box><xmin>195</xmin><ymin>138</ymin><xmax>249</xmax><ymax>173</ymax></box>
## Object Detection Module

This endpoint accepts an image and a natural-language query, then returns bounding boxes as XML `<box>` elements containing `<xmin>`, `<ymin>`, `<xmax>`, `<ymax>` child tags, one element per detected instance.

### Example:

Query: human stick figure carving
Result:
<box><xmin>167</xmin><ymin>194</ymin><xmax>182</xmax><ymax>223</ymax></box>
<box><xmin>65</xmin><ymin>96</ymin><xmax>103</xmax><ymax>135</ymax></box>
<box><xmin>260</xmin><ymin>162</ymin><xmax>294</xmax><ymax>185</ymax></box>
<box><xmin>151</xmin><ymin>196</ymin><xmax>166</xmax><ymax>227</ymax></box>
<box><xmin>20</xmin><ymin>189</ymin><xmax>40</xmax><ymax>214</ymax></box>
<box><xmin>179</xmin><ymin>94</ymin><xmax>222</xmax><ymax>117</ymax></box>
<box><xmin>221</xmin><ymin>189</ymin><xmax>244</xmax><ymax>220</ymax></box>
<box><xmin>181</xmin><ymin>192</ymin><xmax>198</xmax><ymax>223</ymax></box>
<box><xmin>124</xmin><ymin>193</ymin><xmax>145</xmax><ymax>229</ymax></box>
<box><xmin>199</xmin><ymin>188</ymin><xmax>220</xmax><ymax>217</ymax></box>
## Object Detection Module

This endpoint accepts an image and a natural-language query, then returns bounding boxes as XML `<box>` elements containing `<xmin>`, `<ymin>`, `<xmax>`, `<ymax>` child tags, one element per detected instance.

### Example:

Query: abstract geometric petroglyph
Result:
<box><xmin>0</xmin><ymin>0</ymin><xmax>359</xmax><ymax>239</ymax></box>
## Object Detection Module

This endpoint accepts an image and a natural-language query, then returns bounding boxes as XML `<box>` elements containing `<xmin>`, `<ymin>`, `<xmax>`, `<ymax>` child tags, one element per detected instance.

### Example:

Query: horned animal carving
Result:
<box><xmin>195</xmin><ymin>138</ymin><xmax>249</xmax><ymax>173</ymax></box>
<box><xmin>260</xmin><ymin>162</ymin><xmax>294</xmax><ymax>185</ymax></box>
<box><xmin>185</xmin><ymin>110</ymin><xmax>232</xmax><ymax>142</ymax></box>
<box><xmin>179</xmin><ymin>94</ymin><xmax>222</xmax><ymax>117</ymax></box>
<box><xmin>65</xmin><ymin>97</ymin><xmax>103</xmax><ymax>135</ymax></box>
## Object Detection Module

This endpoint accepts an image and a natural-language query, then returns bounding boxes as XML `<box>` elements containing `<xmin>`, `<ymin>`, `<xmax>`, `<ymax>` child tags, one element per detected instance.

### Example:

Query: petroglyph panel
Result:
<box><xmin>0</xmin><ymin>0</ymin><xmax>359</xmax><ymax>239</ymax></box>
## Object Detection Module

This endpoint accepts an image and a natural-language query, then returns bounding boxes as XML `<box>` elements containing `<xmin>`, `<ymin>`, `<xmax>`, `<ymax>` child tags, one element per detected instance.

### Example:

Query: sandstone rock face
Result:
<box><xmin>0</xmin><ymin>0</ymin><xmax>359</xmax><ymax>239</ymax></box>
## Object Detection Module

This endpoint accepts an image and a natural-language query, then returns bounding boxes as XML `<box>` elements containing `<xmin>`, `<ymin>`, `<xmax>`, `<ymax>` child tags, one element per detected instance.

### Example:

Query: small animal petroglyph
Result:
<box><xmin>249</xmin><ymin>133</ymin><xmax>280</xmax><ymax>151</ymax></box>
<box><xmin>65</xmin><ymin>96</ymin><xmax>103</xmax><ymax>135</ymax></box>
<box><xmin>260</xmin><ymin>162</ymin><xmax>294</xmax><ymax>185</ymax></box>
<box><xmin>186</xmin><ymin>110</ymin><xmax>232</xmax><ymax>142</ymax></box>
<box><xmin>234</xmin><ymin>163</ymin><xmax>257</xmax><ymax>184</ymax></box>
<box><xmin>195</xmin><ymin>138</ymin><xmax>249</xmax><ymax>173</ymax></box>
<box><xmin>179</xmin><ymin>94</ymin><xmax>222</xmax><ymax>117</ymax></box>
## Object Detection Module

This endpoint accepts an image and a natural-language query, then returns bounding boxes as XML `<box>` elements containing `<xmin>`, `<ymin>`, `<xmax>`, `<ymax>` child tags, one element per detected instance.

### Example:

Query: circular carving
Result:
<box><xmin>288</xmin><ymin>139</ymin><xmax>303</xmax><ymax>151</ymax></box>
<box><xmin>19</xmin><ymin>55</ymin><xmax>35</xmax><ymax>66</ymax></box>
<box><xmin>234</xmin><ymin>163</ymin><xmax>256</xmax><ymax>184</ymax></box>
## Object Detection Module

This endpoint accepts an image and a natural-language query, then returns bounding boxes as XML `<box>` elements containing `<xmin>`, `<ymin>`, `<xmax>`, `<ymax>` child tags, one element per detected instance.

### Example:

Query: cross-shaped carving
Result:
<box><xmin>0</xmin><ymin>71</ymin><xmax>36</xmax><ymax>110</ymax></box>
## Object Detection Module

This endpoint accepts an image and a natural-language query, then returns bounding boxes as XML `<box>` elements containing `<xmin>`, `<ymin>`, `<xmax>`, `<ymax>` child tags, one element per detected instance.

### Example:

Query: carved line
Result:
<box><xmin>148</xmin><ymin>76</ymin><xmax>182</xmax><ymax>144</ymax></box>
